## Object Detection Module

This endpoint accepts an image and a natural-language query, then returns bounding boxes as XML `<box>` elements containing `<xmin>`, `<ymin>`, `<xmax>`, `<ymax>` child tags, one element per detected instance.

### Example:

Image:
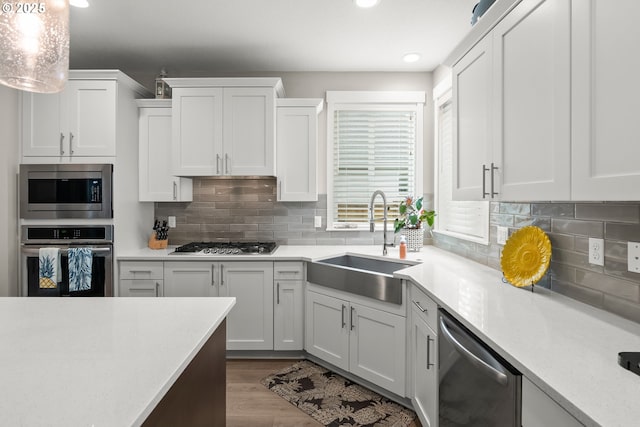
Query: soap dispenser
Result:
<box><xmin>399</xmin><ymin>235</ymin><xmax>407</xmax><ymax>259</ymax></box>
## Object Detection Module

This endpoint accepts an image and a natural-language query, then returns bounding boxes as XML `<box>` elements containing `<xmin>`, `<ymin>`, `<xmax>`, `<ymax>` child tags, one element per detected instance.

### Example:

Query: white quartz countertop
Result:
<box><xmin>117</xmin><ymin>244</ymin><xmax>640</xmax><ymax>426</ymax></box>
<box><xmin>0</xmin><ymin>297</ymin><xmax>235</xmax><ymax>427</ymax></box>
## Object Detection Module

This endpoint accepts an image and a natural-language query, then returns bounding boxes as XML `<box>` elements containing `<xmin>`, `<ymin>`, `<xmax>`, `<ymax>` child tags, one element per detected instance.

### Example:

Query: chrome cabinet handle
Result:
<box><xmin>128</xmin><ymin>269</ymin><xmax>152</xmax><ymax>274</ymax></box>
<box><xmin>482</xmin><ymin>164</ymin><xmax>490</xmax><ymax>198</ymax></box>
<box><xmin>59</xmin><ymin>133</ymin><xmax>65</xmax><ymax>155</ymax></box>
<box><xmin>491</xmin><ymin>163</ymin><xmax>499</xmax><ymax>198</ymax></box>
<box><xmin>427</xmin><ymin>335</ymin><xmax>434</xmax><ymax>369</ymax></box>
<box><xmin>211</xmin><ymin>265</ymin><xmax>215</xmax><ymax>287</ymax></box>
<box><xmin>216</xmin><ymin>154</ymin><xmax>221</xmax><ymax>175</ymax></box>
<box><xmin>173</xmin><ymin>181</ymin><xmax>177</xmax><ymax>200</ymax></box>
<box><xmin>155</xmin><ymin>282</ymin><xmax>160</xmax><ymax>297</ymax></box>
<box><xmin>350</xmin><ymin>306</ymin><xmax>355</xmax><ymax>331</ymax></box>
<box><xmin>220</xmin><ymin>264</ymin><xmax>224</xmax><ymax>286</ymax></box>
<box><xmin>413</xmin><ymin>300</ymin><xmax>427</xmax><ymax>313</ymax></box>
<box><xmin>225</xmin><ymin>153</ymin><xmax>230</xmax><ymax>174</ymax></box>
<box><xmin>279</xmin><ymin>181</ymin><xmax>282</xmax><ymax>199</ymax></box>
<box><xmin>341</xmin><ymin>304</ymin><xmax>346</xmax><ymax>329</ymax></box>
<box><xmin>276</xmin><ymin>282</ymin><xmax>280</xmax><ymax>304</ymax></box>
<box><xmin>69</xmin><ymin>132</ymin><xmax>74</xmax><ymax>155</ymax></box>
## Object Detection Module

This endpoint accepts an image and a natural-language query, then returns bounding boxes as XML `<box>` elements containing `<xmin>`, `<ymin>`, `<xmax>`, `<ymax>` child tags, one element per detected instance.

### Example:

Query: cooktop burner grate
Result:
<box><xmin>171</xmin><ymin>241</ymin><xmax>277</xmax><ymax>255</ymax></box>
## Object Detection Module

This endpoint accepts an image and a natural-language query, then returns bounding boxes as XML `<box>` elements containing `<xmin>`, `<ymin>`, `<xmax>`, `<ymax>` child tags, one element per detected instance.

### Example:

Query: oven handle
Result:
<box><xmin>439</xmin><ymin>315</ymin><xmax>509</xmax><ymax>386</ymax></box>
<box><xmin>21</xmin><ymin>247</ymin><xmax>112</xmax><ymax>256</ymax></box>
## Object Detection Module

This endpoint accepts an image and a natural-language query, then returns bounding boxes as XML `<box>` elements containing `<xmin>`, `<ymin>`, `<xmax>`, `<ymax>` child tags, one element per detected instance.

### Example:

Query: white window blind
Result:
<box><xmin>436</xmin><ymin>97</ymin><xmax>489</xmax><ymax>243</ymax></box>
<box><xmin>332</xmin><ymin>108</ymin><xmax>416</xmax><ymax>226</ymax></box>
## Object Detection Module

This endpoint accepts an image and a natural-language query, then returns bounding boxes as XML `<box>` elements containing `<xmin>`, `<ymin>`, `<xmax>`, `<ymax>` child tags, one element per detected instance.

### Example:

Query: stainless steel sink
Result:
<box><xmin>307</xmin><ymin>255</ymin><xmax>415</xmax><ymax>305</ymax></box>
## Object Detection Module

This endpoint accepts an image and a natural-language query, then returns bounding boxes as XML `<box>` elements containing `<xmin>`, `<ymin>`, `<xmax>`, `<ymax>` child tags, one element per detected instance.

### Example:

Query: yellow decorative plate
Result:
<box><xmin>501</xmin><ymin>226</ymin><xmax>551</xmax><ymax>287</ymax></box>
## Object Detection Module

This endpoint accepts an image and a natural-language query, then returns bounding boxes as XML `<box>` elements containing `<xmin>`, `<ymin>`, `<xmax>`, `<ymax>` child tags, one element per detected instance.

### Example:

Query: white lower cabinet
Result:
<box><xmin>219</xmin><ymin>262</ymin><xmax>274</xmax><ymax>351</ymax></box>
<box><xmin>305</xmin><ymin>286</ymin><xmax>406</xmax><ymax>396</ymax></box>
<box><xmin>119</xmin><ymin>261</ymin><xmax>164</xmax><ymax>297</ymax></box>
<box><xmin>410</xmin><ymin>307</ymin><xmax>438</xmax><ymax>427</ymax></box>
<box><xmin>522</xmin><ymin>377</ymin><xmax>583</xmax><ymax>427</ymax></box>
<box><xmin>274</xmin><ymin>262</ymin><xmax>305</xmax><ymax>350</ymax></box>
<box><xmin>163</xmin><ymin>261</ymin><xmax>274</xmax><ymax>350</ymax></box>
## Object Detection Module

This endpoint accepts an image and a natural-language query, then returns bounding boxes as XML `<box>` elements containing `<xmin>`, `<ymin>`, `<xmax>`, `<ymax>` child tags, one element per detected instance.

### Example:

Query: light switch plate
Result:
<box><xmin>589</xmin><ymin>238</ymin><xmax>604</xmax><ymax>266</ymax></box>
<box><xmin>628</xmin><ymin>242</ymin><xmax>640</xmax><ymax>273</ymax></box>
<box><xmin>314</xmin><ymin>216</ymin><xmax>322</xmax><ymax>228</ymax></box>
<box><xmin>497</xmin><ymin>226</ymin><xmax>508</xmax><ymax>245</ymax></box>
<box><xmin>168</xmin><ymin>216</ymin><xmax>176</xmax><ymax>228</ymax></box>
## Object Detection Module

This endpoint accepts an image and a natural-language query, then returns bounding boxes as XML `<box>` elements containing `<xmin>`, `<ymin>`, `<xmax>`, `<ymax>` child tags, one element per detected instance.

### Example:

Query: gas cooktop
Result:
<box><xmin>170</xmin><ymin>241</ymin><xmax>277</xmax><ymax>255</ymax></box>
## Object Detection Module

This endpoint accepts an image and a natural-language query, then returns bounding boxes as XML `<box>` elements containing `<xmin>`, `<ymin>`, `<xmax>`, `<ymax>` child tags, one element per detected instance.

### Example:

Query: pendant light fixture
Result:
<box><xmin>0</xmin><ymin>0</ymin><xmax>70</xmax><ymax>93</ymax></box>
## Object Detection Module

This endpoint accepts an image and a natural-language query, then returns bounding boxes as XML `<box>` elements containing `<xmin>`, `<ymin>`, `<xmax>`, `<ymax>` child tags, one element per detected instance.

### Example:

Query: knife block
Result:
<box><xmin>148</xmin><ymin>234</ymin><xmax>168</xmax><ymax>250</ymax></box>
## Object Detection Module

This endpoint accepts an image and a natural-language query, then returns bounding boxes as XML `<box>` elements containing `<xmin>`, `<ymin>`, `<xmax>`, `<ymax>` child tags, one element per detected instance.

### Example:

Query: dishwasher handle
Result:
<box><xmin>439</xmin><ymin>315</ymin><xmax>509</xmax><ymax>386</ymax></box>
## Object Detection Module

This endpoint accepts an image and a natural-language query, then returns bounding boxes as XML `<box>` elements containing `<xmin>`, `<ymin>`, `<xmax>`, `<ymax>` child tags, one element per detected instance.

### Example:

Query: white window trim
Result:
<box><xmin>326</xmin><ymin>91</ymin><xmax>425</xmax><ymax>231</ymax></box>
<box><xmin>433</xmin><ymin>75</ymin><xmax>490</xmax><ymax>245</ymax></box>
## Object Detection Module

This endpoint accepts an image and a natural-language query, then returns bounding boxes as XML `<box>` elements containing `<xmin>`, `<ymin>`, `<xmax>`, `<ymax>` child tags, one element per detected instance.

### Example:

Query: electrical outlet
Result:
<box><xmin>497</xmin><ymin>226</ymin><xmax>508</xmax><ymax>245</ymax></box>
<box><xmin>589</xmin><ymin>238</ymin><xmax>604</xmax><ymax>266</ymax></box>
<box><xmin>168</xmin><ymin>216</ymin><xmax>176</xmax><ymax>228</ymax></box>
<box><xmin>314</xmin><ymin>216</ymin><xmax>322</xmax><ymax>228</ymax></box>
<box><xmin>628</xmin><ymin>242</ymin><xmax>640</xmax><ymax>273</ymax></box>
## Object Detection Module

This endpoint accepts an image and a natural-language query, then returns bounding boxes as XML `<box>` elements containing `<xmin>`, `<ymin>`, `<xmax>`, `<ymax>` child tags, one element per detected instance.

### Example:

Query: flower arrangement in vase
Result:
<box><xmin>393</xmin><ymin>196</ymin><xmax>436</xmax><ymax>251</ymax></box>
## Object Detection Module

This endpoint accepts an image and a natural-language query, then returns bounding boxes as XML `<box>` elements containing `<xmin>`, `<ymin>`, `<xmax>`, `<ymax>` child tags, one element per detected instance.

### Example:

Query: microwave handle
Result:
<box><xmin>21</xmin><ymin>247</ymin><xmax>112</xmax><ymax>256</ymax></box>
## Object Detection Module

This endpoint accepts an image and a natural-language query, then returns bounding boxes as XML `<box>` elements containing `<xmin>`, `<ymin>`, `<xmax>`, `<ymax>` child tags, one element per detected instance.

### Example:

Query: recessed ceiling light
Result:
<box><xmin>70</xmin><ymin>0</ymin><xmax>89</xmax><ymax>7</ymax></box>
<box><xmin>403</xmin><ymin>53</ymin><xmax>421</xmax><ymax>63</ymax></box>
<box><xmin>354</xmin><ymin>0</ymin><xmax>380</xmax><ymax>8</ymax></box>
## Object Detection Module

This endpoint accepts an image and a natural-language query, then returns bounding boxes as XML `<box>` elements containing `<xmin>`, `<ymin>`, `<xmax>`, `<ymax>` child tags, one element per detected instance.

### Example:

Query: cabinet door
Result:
<box><xmin>138</xmin><ymin>106</ymin><xmax>193</xmax><ymax>202</ymax></box>
<box><xmin>274</xmin><ymin>280</ymin><xmax>304</xmax><ymax>350</ymax></box>
<box><xmin>119</xmin><ymin>279</ymin><xmax>163</xmax><ymax>297</ymax></box>
<box><xmin>349</xmin><ymin>303</ymin><xmax>406</xmax><ymax>396</ymax></box>
<box><xmin>172</xmin><ymin>87</ymin><xmax>224</xmax><ymax>176</ymax></box>
<box><xmin>163</xmin><ymin>262</ymin><xmax>218</xmax><ymax>297</ymax></box>
<box><xmin>452</xmin><ymin>36</ymin><xmax>493</xmax><ymax>201</ymax></box>
<box><xmin>223</xmin><ymin>87</ymin><xmax>275</xmax><ymax>176</ymax></box>
<box><xmin>22</xmin><ymin>91</ymin><xmax>63</xmax><ymax>157</ymax></box>
<box><xmin>305</xmin><ymin>290</ymin><xmax>350</xmax><ymax>371</ymax></box>
<box><xmin>411</xmin><ymin>308</ymin><xmax>438</xmax><ymax>427</ymax></box>
<box><xmin>66</xmin><ymin>80</ymin><xmax>117</xmax><ymax>157</ymax></box>
<box><xmin>219</xmin><ymin>261</ymin><xmax>274</xmax><ymax>350</ymax></box>
<box><xmin>572</xmin><ymin>0</ymin><xmax>640</xmax><ymax>200</ymax></box>
<box><xmin>522</xmin><ymin>377</ymin><xmax>582</xmax><ymax>427</ymax></box>
<box><xmin>276</xmin><ymin>106</ymin><xmax>318</xmax><ymax>201</ymax></box>
<box><xmin>493</xmin><ymin>0</ymin><xmax>571</xmax><ymax>201</ymax></box>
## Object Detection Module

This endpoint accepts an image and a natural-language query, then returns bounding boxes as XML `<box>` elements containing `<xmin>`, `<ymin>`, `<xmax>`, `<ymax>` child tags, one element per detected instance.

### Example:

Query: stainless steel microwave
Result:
<box><xmin>20</xmin><ymin>164</ymin><xmax>113</xmax><ymax>219</ymax></box>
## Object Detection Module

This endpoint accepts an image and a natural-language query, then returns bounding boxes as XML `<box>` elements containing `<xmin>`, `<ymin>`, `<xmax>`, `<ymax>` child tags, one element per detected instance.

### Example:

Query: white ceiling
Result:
<box><xmin>69</xmin><ymin>0</ymin><xmax>477</xmax><ymax>75</ymax></box>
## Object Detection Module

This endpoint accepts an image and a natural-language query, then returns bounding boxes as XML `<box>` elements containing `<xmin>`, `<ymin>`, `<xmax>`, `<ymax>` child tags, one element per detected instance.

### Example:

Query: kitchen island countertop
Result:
<box><xmin>0</xmin><ymin>297</ymin><xmax>235</xmax><ymax>426</ymax></box>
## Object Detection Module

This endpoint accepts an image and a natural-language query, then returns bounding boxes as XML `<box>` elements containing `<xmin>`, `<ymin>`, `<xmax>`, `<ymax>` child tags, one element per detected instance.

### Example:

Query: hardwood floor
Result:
<box><xmin>226</xmin><ymin>359</ymin><xmax>422</xmax><ymax>427</ymax></box>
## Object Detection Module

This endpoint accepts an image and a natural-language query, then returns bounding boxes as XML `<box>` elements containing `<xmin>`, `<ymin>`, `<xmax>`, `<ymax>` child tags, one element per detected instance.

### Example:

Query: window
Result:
<box><xmin>434</xmin><ymin>79</ymin><xmax>489</xmax><ymax>243</ymax></box>
<box><xmin>326</xmin><ymin>91</ymin><xmax>425</xmax><ymax>230</ymax></box>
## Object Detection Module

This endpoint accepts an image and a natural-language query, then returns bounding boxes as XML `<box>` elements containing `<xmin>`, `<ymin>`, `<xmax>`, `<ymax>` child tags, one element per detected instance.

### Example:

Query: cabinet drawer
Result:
<box><xmin>120</xmin><ymin>279</ymin><xmax>163</xmax><ymax>297</ymax></box>
<box><xmin>274</xmin><ymin>262</ymin><xmax>304</xmax><ymax>281</ymax></box>
<box><xmin>120</xmin><ymin>262</ymin><xmax>164</xmax><ymax>280</ymax></box>
<box><xmin>410</xmin><ymin>284</ymin><xmax>438</xmax><ymax>331</ymax></box>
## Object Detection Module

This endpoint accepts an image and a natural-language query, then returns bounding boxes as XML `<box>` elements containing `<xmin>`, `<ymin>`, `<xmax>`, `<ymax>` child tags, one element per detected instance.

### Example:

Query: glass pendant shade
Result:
<box><xmin>0</xmin><ymin>0</ymin><xmax>70</xmax><ymax>93</ymax></box>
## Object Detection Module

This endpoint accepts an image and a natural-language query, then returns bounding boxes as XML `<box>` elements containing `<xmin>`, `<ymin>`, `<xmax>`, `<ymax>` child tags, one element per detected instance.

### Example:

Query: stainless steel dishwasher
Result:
<box><xmin>438</xmin><ymin>309</ymin><xmax>521</xmax><ymax>426</ymax></box>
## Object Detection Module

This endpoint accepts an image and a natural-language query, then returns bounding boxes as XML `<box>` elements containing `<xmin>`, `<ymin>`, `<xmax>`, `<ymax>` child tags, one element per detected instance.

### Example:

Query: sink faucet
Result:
<box><xmin>369</xmin><ymin>190</ymin><xmax>388</xmax><ymax>256</ymax></box>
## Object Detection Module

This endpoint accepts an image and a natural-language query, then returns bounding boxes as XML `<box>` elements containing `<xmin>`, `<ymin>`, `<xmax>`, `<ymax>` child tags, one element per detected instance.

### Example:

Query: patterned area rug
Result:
<box><xmin>261</xmin><ymin>360</ymin><xmax>417</xmax><ymax>427</ymax></box>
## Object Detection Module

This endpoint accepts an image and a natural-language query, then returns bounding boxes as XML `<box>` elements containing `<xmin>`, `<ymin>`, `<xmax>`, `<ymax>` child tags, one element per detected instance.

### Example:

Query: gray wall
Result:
<box><xmin>433</xmin><ymin>202</ymin><xmax>640</xmax><ymax>324</ymax></box>
<box><xmin>0</xmin><ymin>86</ymin><xmax>20</xmax><ymax>296</ymax></box>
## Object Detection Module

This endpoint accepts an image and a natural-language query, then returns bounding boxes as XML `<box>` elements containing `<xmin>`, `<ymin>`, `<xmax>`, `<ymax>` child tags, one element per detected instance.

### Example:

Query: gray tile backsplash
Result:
<box><xmin>433</xmin><ymin>201</ymin><xmax>640</xmax><ymax>324</ymax></box>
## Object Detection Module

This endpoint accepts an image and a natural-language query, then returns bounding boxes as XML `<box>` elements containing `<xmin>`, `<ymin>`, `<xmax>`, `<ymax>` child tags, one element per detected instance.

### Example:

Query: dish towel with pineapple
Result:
<box><xmin>68</xmin><ymin>248</ymin><xmax>93</xmax><ymax>292</ymax></box>
<box><xmin>39</xmin><ymin>248</ymin><xmax>61</xmax><ymax>289</ymax></box>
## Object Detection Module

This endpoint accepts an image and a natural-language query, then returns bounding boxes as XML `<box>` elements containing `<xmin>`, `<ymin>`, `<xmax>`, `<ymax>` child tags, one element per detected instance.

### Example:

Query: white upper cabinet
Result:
<box><xmin>452</xmin><ymin>35</ymin><xmax>493</xmax><ymax>201</ymax></box>
<box><xmin>166</xmin><ymin>78</ymin><xmax>283</xmax><ymax>177</ymax></box>
<box><xmin>276</xmin><ymin>99</ymin><xmax>323</xmax><ymax>202</ymax></box>
<box><xmin>22</xmin><ymin>79</ymin><xmax>117</xmax><ymax>158</ymax></box>
<box><xmin>493</xmin><ymin>0</ymin><xmax>571</xmax><ymax>201</ymax></box>
<box><xmin>571</xmin><ymin>0</ymin><xmax>640</xmax><ymax>200</ymax></box>
<box><xmin>452</xmin><ymin>0</ymin><xmax>571</xmax><ymax>201</ymax></box>
<box><xmin>137</xmin><ymin>100</ymin><xmax>192</xmax><ymax>202</ymax></box>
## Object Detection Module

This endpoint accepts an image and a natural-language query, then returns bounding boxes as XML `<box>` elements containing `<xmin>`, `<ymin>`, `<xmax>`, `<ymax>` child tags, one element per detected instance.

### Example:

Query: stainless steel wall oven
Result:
<box><xmin>20</xmin><ymin>225</ymin><xmax>113</xmax><ymax>297</ymax></box>
<box><xmin>20</xmin><ymin>163</ymin><xmax>113</xmax><ymax>219</ymax></box>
